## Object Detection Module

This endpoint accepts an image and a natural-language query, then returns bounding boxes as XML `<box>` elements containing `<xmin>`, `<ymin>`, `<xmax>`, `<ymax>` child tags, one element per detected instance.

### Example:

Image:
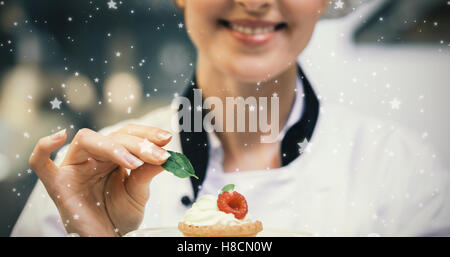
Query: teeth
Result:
<box><xmin>230</xmin><ymin>24</ymin><xmax>275</xmax><ymax>35</ymax></box>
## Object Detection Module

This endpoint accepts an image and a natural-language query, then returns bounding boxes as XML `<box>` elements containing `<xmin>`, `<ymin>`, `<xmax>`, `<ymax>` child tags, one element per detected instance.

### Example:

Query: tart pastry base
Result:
<box><xmin>178</xmin><ymin>221</ymin><xmax>263</xmax><ymax>237</ymax></box>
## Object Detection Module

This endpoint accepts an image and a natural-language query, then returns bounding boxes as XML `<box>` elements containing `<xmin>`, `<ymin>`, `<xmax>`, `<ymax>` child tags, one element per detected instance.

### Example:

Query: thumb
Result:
<box><xmin>29</xmin><ymin>129</ymin><xmax>68</xmax><ymax>179</ymax></box>
<box><xmin>125</xmin><ymin>164</ymin><xmax>164</xmax><ymax>205</ymax></box>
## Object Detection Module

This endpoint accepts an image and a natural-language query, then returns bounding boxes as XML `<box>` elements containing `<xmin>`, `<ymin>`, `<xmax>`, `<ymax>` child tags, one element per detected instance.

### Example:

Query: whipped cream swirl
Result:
<box><xmin>183</xmin><ymin>194</ymin><xmax>252</xmax><ymax>226</ymax></box>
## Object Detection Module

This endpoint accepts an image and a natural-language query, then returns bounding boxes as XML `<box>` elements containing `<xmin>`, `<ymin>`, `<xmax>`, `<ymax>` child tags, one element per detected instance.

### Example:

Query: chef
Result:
<box><xmin>12</xmin><ymin>0</ymin><xmax>450</xmax><ymax>237</ymax></box>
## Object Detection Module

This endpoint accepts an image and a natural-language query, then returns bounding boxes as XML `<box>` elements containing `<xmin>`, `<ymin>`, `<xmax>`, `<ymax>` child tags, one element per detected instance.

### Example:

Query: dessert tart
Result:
<box><xmin>178</xmin><ymin>184</ymin><xmax>263</xmax><ymax>237</ymax></box>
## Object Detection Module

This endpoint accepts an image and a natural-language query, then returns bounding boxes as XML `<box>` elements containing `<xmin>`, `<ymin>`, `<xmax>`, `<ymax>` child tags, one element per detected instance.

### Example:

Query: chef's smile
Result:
<box><xmin>218</xmin><ymin>18</ymin><xmax>288</xmax><ymax>46</ymax></box>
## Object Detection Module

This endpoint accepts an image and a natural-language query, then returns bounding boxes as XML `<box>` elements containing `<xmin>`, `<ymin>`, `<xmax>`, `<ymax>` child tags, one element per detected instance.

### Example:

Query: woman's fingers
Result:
<box><xmin>115</xmin><ymin>124</ymin><xmax>172</xmax><ymax>147</ymax></box>
<box><xmin>125</xmin><ymin>164</ymin><xmax>165</xmax><ymax>206</ymax></box>
<box><xmin>109</xmin><ymin>133</ymin><xmax>170</xmax><ymax>165</ymax></box>
<box><xmin>62</xmin><ymin>128</ymin><xmax>144</xmax><ymax>170</ymax></box>
<box><xmin>29</xmin><ymin>129</ymin><xmax>68</xmax><ymax>179</ymax></box>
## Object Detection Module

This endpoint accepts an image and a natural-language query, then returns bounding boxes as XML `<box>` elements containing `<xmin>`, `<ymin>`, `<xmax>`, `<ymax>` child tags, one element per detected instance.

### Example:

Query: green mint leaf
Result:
<box><xmin>161</xmin><ymin>151</ymin><xmax>198</xmax><ymax>179</ymax></box>
<box><xmin>220</xmin><ymin>184</ymin><xmax>235</xmax><ymax>193</ymax></box>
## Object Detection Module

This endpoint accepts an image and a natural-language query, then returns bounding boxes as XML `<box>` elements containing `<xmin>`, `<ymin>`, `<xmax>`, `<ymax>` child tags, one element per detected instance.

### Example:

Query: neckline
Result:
<box><xmin>206</xmin><ymin>76</ymin><xmax>305</xmax><ymax>171</ymax></box>
<box><xmin>178</xmin><ymin>64</ymin><xmax>320</xmax><ymax>203</ymax></box>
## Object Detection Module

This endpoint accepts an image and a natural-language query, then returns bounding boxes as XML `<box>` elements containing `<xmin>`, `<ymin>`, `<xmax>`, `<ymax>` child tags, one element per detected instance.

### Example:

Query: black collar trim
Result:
<box><xmin>178</xmin><ymin>64</ymin><xmax>320</xmax><ymax>205</ymax></box>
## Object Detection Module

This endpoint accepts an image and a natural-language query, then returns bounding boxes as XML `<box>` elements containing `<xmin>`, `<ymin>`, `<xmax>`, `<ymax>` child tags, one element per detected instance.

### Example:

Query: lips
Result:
<box><xmin>219</xmin><ymin>19</ymin><xmax>287</xmax><ymax>35</ymax></box>
<box><xmin>218</xmin><ymin>19</ymin><xmax>287</xmax><ymax>46</ymax></box>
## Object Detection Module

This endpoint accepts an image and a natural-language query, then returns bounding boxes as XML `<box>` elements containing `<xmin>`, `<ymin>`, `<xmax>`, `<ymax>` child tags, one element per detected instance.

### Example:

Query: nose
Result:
<box><xmin>235</xmin><ymin>0</ymin><xmax>271</xmax><ymax>12</ymax></box>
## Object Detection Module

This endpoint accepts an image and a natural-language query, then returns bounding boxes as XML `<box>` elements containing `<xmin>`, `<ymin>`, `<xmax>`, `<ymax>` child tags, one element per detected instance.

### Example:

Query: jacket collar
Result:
<box><xmin>178</xmin><ymin>64</ymin><xmax>320</xmax><ymax>204</ymax></box>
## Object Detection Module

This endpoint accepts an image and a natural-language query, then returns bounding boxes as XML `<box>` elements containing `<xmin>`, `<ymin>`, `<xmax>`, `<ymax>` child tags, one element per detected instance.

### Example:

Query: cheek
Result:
<box><xmin>282</xmin><ymin>0</ymin><xmax>326</xmax><ymax>14</ymax></box>
<box><xmin>184</xmin><ymin>0</ymin><xmax>227</xmax><ymax>49</ymax></box>
<box><xmin>281</xmin><ymin>0</ymin><xmax>323</xmax><ymax>52</ymax></box>
<box><xmin>282</xmin><ymin>0</ymin><xmax>323</xmax><ymax>30</ymax></box>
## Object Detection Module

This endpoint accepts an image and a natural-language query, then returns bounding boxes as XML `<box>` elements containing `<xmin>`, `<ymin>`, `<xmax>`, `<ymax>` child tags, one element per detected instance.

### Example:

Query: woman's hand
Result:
<box><xmin>28</xmin><ymin>124</ymin><xmax>172</xmax><ymax>237</ymax></box>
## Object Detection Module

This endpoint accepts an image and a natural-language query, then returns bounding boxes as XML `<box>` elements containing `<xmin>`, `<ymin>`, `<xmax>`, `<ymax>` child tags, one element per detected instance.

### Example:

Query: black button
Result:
<box><xmin>181</xmin><ymin>195</ymin><xmax>192</xmax><ymax>207</ymax></box>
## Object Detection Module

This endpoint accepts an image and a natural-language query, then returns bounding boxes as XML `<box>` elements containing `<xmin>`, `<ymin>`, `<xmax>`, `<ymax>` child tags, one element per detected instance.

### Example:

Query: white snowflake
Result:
<box><xmin>50</xmin><ymin>97</ymin><xmax>62</xmax><ymax>110</ymax></box>
<box><xmin>107</xmin><ymin>0</ymin><xmax>118</xmax><ymax>9</ymax></box>
<box><xmin>298</xmin><ymin>138</ymin><xmax>309</xmax><ymax>154</ymax></box>
<box><xmin>139</xmin><ymin>139</ymin><xmax>154</xmax><ymax>154</ymax></box>
<box><xmin>389</xmin><ymin>97</ymin><xmax>401</xmax><ymax>110</ymax></box>
<box><xmin>334</xmin><ymin>0</ymin><xmax>344</xmax><ymax>9</ymax></box>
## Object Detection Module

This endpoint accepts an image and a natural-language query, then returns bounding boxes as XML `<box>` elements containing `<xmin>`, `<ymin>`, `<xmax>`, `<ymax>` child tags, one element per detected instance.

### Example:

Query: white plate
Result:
<box><xmin>124</xmin><ymin>227</ymin><xmax>312</xmax><ymax>237</ymax></box>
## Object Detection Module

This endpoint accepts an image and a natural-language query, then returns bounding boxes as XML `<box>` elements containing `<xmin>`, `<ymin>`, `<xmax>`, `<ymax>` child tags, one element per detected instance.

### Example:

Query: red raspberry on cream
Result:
<box><xmin>217</xmin><ymin>191</ymin><xmax>248</xmax><ymax>220</ymax></box>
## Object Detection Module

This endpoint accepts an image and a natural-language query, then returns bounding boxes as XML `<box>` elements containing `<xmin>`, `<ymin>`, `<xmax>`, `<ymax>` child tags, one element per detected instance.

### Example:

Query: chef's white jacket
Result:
<box><xmin>11</xmin><ymin>74</ymin><xmax>450</xmax><ymax>237</ymax></box>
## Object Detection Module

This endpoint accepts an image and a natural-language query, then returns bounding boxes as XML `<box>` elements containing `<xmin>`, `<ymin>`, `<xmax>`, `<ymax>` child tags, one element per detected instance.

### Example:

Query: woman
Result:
<box><xmin>12</xmin><ymin>0</ymin><xmax>450</xmax><ymax>236</ymax></box>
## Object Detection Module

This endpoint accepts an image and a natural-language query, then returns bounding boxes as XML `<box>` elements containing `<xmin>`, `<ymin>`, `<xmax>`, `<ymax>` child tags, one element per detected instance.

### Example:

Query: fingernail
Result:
<box><xmin>159</xmin><ymin>151</ymin><xmax>171</xmax><ymax>161</ymax></box>
<box><xmin>124</xmin><ymin>153</ymin><xmax>144</xmax><ymax>168</ymax></box>
<box><xmin>51</xmin><ymin>129</ymin><xmax>66</xmax><ymax>140</ymax></box>
<box><xmin>157</xmin><ymin>131</ymin><xmax>172</xmax><ymax>140</ymax></box>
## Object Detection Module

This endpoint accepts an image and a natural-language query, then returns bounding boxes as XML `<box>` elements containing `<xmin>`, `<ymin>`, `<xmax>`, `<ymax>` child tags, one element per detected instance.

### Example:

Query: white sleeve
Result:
<box><xmin>379</xmin><ymin>128</ymin><xmax>450</xmax><ymax>236</ymax></box>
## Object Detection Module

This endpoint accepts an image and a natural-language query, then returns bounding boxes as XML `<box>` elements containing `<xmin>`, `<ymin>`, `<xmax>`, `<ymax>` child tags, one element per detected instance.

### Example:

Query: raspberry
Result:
<box><xmin>217</xmin><ymin>191</ymin><xmax>248</xmax><ymax>220</ymax></box>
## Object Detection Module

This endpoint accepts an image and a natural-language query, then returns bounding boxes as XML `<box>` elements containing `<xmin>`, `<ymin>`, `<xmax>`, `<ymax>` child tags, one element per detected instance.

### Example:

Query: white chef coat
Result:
<box><xmin>11</xmin><ymin>75</ymin><xmax>450</xmax><ymax>237</ymax></box>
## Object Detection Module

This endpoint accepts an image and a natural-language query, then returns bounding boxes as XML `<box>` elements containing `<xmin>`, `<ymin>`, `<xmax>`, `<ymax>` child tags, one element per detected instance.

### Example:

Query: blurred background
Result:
<box><xmin>0</xmin><ymin>0</ymin><xmax>449</xmax><ymax>236</ymax></box>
